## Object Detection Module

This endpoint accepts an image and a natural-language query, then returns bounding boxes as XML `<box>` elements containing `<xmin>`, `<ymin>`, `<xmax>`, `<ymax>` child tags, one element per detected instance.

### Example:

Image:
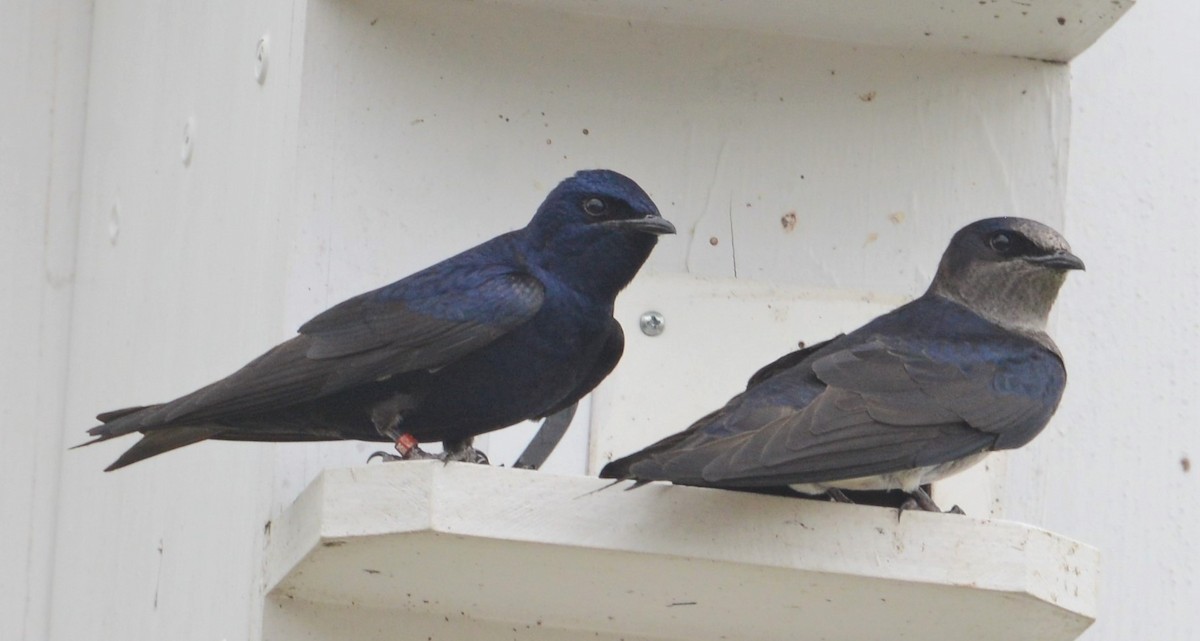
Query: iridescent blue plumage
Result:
<box><xmin>83</xmin><ymin>169</ymin><xmax>674</xmax><ymax>470</ymax></box>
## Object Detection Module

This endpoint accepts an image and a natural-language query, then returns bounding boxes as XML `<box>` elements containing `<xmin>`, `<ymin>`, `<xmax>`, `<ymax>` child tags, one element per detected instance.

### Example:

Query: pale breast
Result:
<box><xmin>789</xmin><ymin>451</ymin><xmax>990</xmax><ymax>495</ymax></box>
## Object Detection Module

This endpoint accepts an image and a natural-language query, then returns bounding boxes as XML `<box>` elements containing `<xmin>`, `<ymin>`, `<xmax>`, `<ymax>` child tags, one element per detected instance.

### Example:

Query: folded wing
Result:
<box><xmin>89</xmin><ymin>267</ymin><xmax>545</xmax><ymax>439</ymax></box>
<box><xmin>620</xmin><ymin>334</ymin><xmax>1065</xmax><ymax>488</ymax></box>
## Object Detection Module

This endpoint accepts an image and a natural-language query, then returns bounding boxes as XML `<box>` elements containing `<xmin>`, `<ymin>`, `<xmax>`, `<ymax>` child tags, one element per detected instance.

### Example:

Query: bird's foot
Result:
<box><xmin>367</xmin><ymin>451</ymin><xmax>404</xmax><ymax>463</ymax></box>
<box><xmin>827</xmin><ymin>488</ymin><xmax>855</xmax><ymax>504</ymax></box>
<box><xmin>897</xmin><ymin>487</ymin><xmax>965</xmax><ymax>518</ymax></box>
<box><xmin>366</xmin><ymin>433</ymin><xmax>451</xmax><ymax>464</ymax></box>
<box><xmin>442</xmin><ymin>439</ymin><xmax>489</xmax><ymax>465</ymax></box>
<box><xmin>392</xmin><ymin>433</ymin><xmax>444</xmax><ymax>460</ymax></box>
<box><xmin>367</xmin><ymin>436</ymin><xmax>489</xmax><ymax>465</ymax></box>
<box><xmin>366</xmin><ymin>448</ymin><xmax>485</xmax><ymax>464</ymax></box>
<box><xmin>366</xmin><ymin>447</ymin><xmax>442</xmax><ymax>463</ymax></box>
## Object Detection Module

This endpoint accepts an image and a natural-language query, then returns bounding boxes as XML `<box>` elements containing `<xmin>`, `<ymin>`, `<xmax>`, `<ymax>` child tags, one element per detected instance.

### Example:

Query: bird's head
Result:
<box><xmin>525</xmin><ymin>169</ymin><xmax>675</xmax><ymax>298</ymax></box>
<box><xmin>928</xmin><ymin>217</ymin><xmax>1084</xmax><ymax>333</ymax></box>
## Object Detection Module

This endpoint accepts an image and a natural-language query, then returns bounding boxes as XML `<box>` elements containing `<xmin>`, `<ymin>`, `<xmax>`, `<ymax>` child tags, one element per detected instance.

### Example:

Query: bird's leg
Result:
<box><xmin>366</xmin><ymin>396</ymin><xmax>440</xmax><ymax>462</ymax></box>
<box><xmin>827</xmin><ymin>488</ymin><xmax>855</xmax><ymax>504</ymax></box>
<box><xmin>397</xmin><ymin>433</ymin><xmax>442</xmax><ymax>459</ymax></box>
<box><xmin>364</xmin><ymin>392</ymin><xmax>488</xmax><ymax>465</ymax></box>
<box><xmin>367</xmin><ymin>433</ymin><xmax>444</xmax><ymax>463</ymax></box>
<box><xmin>907</xmin><ymin>487</ymin><xmax>942</xmax><ymax>512</ymax></box>
<box><xmin>898</xmin><ymin>487</ymin><xmax>966</xmax><ymax>516</ymax></box>
<box><xmin>368</xmin><ymin>436</ymin><xmax>489</xmax><ymax>465</ymax></box>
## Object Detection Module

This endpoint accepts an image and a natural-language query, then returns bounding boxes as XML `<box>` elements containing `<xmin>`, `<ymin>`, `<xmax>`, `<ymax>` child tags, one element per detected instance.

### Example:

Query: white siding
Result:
<box><xmin>0</xmin><ymin>2</ymin><xmax>90</xmax><ymax>640</ymax></box>
<box><xmin>1006</xmin><ymin>3</ymin><xmax>1200</xmax><ymax>640</ymax></box>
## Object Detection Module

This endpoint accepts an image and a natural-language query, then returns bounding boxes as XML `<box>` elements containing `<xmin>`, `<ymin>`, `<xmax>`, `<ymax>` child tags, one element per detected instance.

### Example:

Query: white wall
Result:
<box><xmin>1004</xmin><ymin>3</ymin><xmax>1200</xmax><ymax>640</ymax></box>
<box><xmin>45</xmin><ymin>2</ymin><xmax>306</xmax><ymax>640</ymax></box>
<box><xmin>0</xmin><ymin>2</ymin><xmax>90</xmax><ymax>640</ymax></box>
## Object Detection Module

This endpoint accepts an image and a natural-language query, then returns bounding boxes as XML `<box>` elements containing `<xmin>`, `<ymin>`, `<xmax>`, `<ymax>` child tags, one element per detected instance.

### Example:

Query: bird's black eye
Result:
<box><xmin>988</xmin><ymin>232</ymin><xmax>1012</xmax><ymax>253</ymax></box>
<box><xmin>583</xmin><ymin>198</ymin><xmax>607</xmax><ymax>216</ymax></box>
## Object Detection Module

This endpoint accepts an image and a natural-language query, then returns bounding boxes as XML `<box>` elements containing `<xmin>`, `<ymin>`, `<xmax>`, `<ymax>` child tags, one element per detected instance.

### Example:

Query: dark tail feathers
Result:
<box><xmin>74</xmin><ymin>405</ymin><xmax>222</xmax><ymax>471</ymax></box>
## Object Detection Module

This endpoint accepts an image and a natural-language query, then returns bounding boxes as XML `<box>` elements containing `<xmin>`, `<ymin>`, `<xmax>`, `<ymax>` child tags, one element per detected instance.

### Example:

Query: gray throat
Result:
<box><xmin>929</xmin><ymin>261</ymin><xmax>1066</xmax><ymax>339</ymax></box>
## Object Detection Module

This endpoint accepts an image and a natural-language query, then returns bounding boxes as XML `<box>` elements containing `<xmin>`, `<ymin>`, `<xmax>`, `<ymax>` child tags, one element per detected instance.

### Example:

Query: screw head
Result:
<box><xmin>639</xmin><ymin>311</ymin><xmax>665</xmax><ymax>337</ymax></box>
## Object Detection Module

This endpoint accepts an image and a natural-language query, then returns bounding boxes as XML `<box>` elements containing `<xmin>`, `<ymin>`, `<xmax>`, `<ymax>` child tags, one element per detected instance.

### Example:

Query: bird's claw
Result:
<box><xmin>826</xmin><ymin>488</ymin><xmax>854</xmax><ymax>504</ymax></box>
<box><xmin>366</xmin><ymin>432</ymin><xmax>452</xmax><ymax>464</ymax></box>
<box><xmin>365</xmin><ymin>444</ymin><xmax>489</xmax><ymax>465</ymax></box>
<box><xmin>442</xmin><ymin>447</ymin><xmax>489</xmax><ymax>465</ymax></box>
<box><xmin>393</xmin><ymin>433</ymin><xmax>450</xmax><ymax>460</ymax></box>
<box><xmin>368</xmin><ymin>450</ymin><xmax>404</xmax><ymax>463</ymax></box>
<box><xmin>366</xmin><ymin>447</ymin><xmax>439</xmax><ymax>463</ymax></box>
<box><xmin>897</xmin><ymin>487</ymin><xmax>966</xmax><ymax>519</ymax></box>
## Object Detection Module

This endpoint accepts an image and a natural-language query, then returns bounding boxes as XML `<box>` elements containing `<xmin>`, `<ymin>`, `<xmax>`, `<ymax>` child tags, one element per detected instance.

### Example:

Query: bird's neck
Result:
<box><xmin>927</xmin><ymin>262</ymin><xmax>1065</xmax><ymax>334</ymax></box>
<box><xmin>522</xmin><ymin>231</ymin><xmax>657</xmax><ymax>302</ymax></box>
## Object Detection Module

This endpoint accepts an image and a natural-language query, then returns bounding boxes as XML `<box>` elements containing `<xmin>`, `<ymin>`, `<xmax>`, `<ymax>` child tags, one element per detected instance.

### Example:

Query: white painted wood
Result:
<box><xmin>285</xmin><ymin>0</ymin><xmax>1072</xmax><ymax>299</ymax></box>
<box><xmin>0</xmin><ymin>2</ymin><xmax>91</xmax><ymax>640</ymax></box>
<box><xmin>265</xmin><ymin>603</ymin><xmax>666</xmax><ymax>641</ymax></box>
<box><xmin>265</xmin><ymin>462</ymin><xmax>1098</xmax><ymax>641</ymax></box>
<box><xmin>488</xmin><ymin>0</ymin><xmax>1133</xmax><ymax>63</ymax></box>
<box><xmin>1002</xmin><ymin>2</ymin><xmax>1200</xmax><ymax>639</ymax></box>
<box><xmin>591</xmin><ymin>274</ymin><xmax>902</xmax><ymax>472</ymax></box>
<box><xmin>48</xmin><ymin>3</ymin><xmax>309</xmax><ymax>641</ymax></box>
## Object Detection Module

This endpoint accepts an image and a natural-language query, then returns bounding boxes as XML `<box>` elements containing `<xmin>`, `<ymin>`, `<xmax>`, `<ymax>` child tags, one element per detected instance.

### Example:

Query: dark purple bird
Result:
<box><xmin>601</xmin><ymin>218</ymin><xmax>1082</xmax><ymax>512</ymax></box>
<box><xmin>80</xmin><ymin>169</ymin><xmax>674</xmax><ymax>471</ymax></box>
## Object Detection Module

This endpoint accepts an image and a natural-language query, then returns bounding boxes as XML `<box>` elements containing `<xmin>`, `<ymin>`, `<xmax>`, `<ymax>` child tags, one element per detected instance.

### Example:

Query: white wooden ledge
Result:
<box><xmin>263</xmin><ymin>462</ymin><xmax>1097</xmax><ymax>641</ymax></box>
<box><xmin>485</xmin><ymin>0</ymin><xmax>1133</xmax><ymax>62</ymax></box>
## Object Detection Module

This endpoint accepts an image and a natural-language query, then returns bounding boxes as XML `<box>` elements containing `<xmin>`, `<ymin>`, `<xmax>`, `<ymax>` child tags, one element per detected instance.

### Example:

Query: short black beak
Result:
<box><xmin>1027</xmin><ymin>250</ymin><xmax>1086</xmax><ymax>271</ymax></box>
<box><xmin>605</xmin><ymin>214</ymin><xmax>677</xmax><ymax>236</ymax></box>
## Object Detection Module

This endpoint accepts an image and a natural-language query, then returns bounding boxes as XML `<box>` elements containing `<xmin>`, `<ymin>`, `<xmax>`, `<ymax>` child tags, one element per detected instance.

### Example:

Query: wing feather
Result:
<box><xmin>618</xmin><ymin>332</ymin><xmax>1064</xmax><ymax>488</ymax></box>
<box><xmin>91</xmin><ymin>270</ymin><xmax>545</xmax><ymax>438</ymax></box>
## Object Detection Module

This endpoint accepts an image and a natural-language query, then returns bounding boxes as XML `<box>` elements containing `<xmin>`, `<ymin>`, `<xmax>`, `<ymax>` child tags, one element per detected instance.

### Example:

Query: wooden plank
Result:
<box><xmin>266</xmin><ymin>462</ymin><xmax>1098</xmax><ymax>641</ymax></box>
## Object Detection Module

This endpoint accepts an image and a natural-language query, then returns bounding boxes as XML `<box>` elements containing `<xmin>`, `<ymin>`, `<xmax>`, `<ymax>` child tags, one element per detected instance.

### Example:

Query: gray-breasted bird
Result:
<box><xmin>80</xmin><ymin>169</ymin><xmax>675</xmax><ymax>471</ymax></box>
<box><xmin>601</xmin><ymin>217</ymin><xmax>1083</xmax><ymax>512</ymax></box>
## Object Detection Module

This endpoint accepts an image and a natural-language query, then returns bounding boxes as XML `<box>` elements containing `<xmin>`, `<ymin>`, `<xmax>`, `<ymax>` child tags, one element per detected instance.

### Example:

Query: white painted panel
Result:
<box><xmin>49</xmin><ymin>2</ymin><xmax>308</xmax><ymax>641</ymax></box>
<box><xmin>287</xmin><ymin>0</ymin><xmax>1069</xmax><ymax>299</ymax></box>
<box><xmin>490</xmin><ymin>0</ymin><xmax>1134</xmax><ymax>62</ymax></box>
<box><xmin>0</xmin><ymin>2</ymin><xmax>90</xmax><ymax>640</ymax></box>
<box><xmin>265</xmin><ymin>602</ymin><xmax>666</xmax><ymax>641</ymax></box>
<box><xmin>1004</xmin><ymin>1</ymin><xmax>1200</xmax><ymax>639</ymax></box>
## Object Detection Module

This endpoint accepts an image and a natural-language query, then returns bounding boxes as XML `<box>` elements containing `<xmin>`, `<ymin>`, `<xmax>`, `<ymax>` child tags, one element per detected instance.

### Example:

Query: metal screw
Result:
<box><xmin>639</xmin><ymin>311</ymin><xmax>665</xmax><ymax>337</ymax></box>
<box><xmin>254</xmin><ymin>35</ymin><xmax>269</xmax><ymax>84</ymax></box>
